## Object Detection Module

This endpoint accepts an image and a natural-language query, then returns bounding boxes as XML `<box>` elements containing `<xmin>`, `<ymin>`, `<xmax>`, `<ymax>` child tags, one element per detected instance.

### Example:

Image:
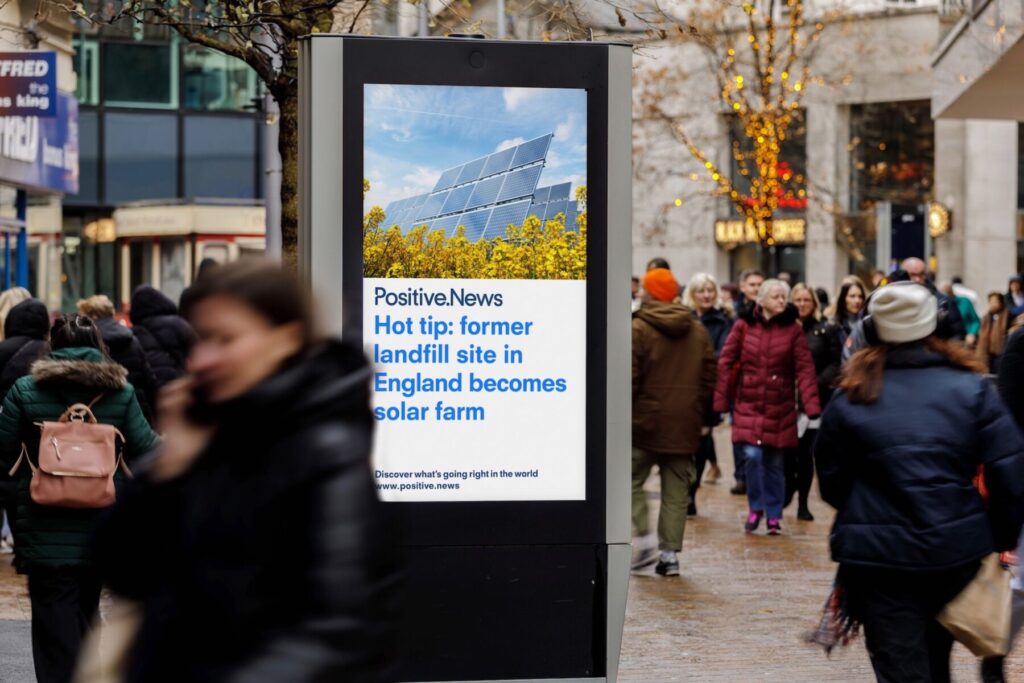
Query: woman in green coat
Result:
<box><xmin>0</xmin><ymin>314</ymin><xmax>158</xmax><ymax>683</ymax></box>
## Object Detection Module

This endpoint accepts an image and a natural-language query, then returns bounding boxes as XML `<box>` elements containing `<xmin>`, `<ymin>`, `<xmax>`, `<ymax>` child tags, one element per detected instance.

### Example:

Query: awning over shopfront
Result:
<box><xmin>932</xmin><ymin>0</ymin><xmax>1024</xmax><ymax>119</ymax></box>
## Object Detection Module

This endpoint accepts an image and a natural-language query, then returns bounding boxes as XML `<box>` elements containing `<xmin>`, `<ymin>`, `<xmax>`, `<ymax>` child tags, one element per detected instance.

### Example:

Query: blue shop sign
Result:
<box><xmin>0</xmin><ymin>91</ymin><xmax>78</xmax><ymax>194</ymax></box>
<box><xmin>0</xmin><ymin>52</ymin><xmax>56</xmax><ymax>117</ymax></box>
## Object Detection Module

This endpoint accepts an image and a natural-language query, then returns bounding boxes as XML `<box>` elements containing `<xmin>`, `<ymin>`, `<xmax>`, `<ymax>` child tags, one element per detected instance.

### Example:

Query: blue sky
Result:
<box><xmin>364</xmin><ymin>84</ymin><xmax>587</xmax><ymax>211</ymax></box>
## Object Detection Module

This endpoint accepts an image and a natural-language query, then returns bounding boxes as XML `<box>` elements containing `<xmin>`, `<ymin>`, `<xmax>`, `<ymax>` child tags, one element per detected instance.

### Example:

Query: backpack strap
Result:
<box><xmin>8</xmin><ymin>443</ymin><xmax>35</xmax><ymax>477</ymax></box>
<box><xmin>87</xmin><ymin>393</ymin><xmax>105</xmax><ymax>409</ymax></box>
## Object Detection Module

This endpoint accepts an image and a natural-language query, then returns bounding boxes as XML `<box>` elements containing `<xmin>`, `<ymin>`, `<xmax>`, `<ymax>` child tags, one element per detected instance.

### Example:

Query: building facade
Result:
<box><xmin>64</xmin><ymin>21</ymin><xmax>264</xmax><ymax>309</ymax></box>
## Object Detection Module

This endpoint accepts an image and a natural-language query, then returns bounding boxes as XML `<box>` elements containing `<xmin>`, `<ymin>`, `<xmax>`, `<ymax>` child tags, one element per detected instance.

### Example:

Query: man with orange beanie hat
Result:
<box><xmin>632</xmin><ymin>268</ymin><xmax>716</xmax><ymax>576</ymax></box>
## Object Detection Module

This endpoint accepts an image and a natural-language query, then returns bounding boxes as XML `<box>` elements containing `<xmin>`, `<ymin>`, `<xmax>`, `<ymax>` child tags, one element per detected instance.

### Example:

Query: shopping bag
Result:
<box><xmin>936</xmin><ymin>553</ymin><xmax>1012</xmax><ymax>657</ymax></box>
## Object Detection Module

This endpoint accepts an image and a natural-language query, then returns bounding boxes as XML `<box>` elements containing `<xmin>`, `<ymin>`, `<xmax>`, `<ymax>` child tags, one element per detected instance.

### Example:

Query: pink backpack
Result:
<box><xmin>8</xmin><ymin>395</ymin><xmax>132</xmax><ymax>509</ymax></box>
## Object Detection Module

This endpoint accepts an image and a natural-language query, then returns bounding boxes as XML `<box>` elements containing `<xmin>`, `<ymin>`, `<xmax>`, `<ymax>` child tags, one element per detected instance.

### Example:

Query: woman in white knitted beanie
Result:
<box><xmin>813</xmin><ymin>281</ymin><xmax>1024</xmax><ymax>680</ymax></box>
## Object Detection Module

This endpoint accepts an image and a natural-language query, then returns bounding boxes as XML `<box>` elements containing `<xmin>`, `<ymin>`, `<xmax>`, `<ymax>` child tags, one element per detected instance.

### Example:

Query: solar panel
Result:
<box><xmin>481</xmin><ymin>148</ymin><xmax>516</xmax><ymax>178</ymax></box>
<box><xmin>564</xmin><ymin>206</ymin><xmax>578</xmax><ymax>232</ymax></box>
<box><xmin>459</xmin><ymin>208</ymin><xmax>492</xmax><ymax>242</ymax></box>
<box><xmin>496</xmin><ymin>165</ymin><xmax>543</xmax><ymax>204</ymax></box>
<box><xmin>455</xmin><ymin>157</ymin><xmax>488</xmax><ymax>186</ymax></box>
<box><xmin>532</xmin><ymin>186</ymin><xmax>552</xmax><ymax>205</ymax></box>
<box><xmin>465</xmin><ymin>175</ymin><xmax>505</xmax><ymax>211</ymax></box>
<box><xmin>417</xmin><ymin>192</ymin><xmax>450</xmax><ymax>221</ymax></box>
<box><xmin>482</xmin><ymin>200</ymin><xmax>532</xmax><ymax>240</ymax></box>
<box><xmin>433</xmin><ymin>166</ymin><xmax>463</xmax><ymax>193</ymax></box>
<box><xmin>412</xmin><ymin>193</ymin><xmax>430</xmax><ymax>208</ymax></box>
<box><xmin>430</xmin><ymin>214</ymin><xmax>461</xmax><ymax>238</ymax></box>
<box><xmin>547</xmin><ymin>182</ymin><xmax>571</xmax><ymax>201</ymax></box>
<box><xmin>527</xmin><ymin>202</ymin><xmax>545</xmax><ymax>220</ymax></box>
<box><xmin>440</xmin><ymin>184</ymin><xmax>475</xmax><ymax>216</ymax></box>
<box><xmin>544</xmin><ymin>200</ymin><xmax>569</xmax><ymax>222</ymax></box>
<box><xmin>511</xmin><ymin>135</ymin><xmax>552</xmax><ymax>169</ymax></box>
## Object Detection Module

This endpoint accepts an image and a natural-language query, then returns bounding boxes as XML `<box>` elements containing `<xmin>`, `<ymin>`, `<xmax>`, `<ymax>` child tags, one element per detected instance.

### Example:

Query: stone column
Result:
<box><xmin>805</xmin><ymin>102</ymin><xmax>848</xmax><ymax>293</ymax></box>
<box><xmin>933</xmin><ymin>119</ymin><xmax>966</xmax><ymax>284</ymax></box>
<box><xmin>961</xmin><ymin>120</ymin><xmax>1017</xmax><ymax>298</ymax></box>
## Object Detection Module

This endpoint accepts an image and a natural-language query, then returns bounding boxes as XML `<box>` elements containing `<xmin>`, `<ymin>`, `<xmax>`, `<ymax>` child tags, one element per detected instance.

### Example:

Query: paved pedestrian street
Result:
<box><xmin>0</xmin><ymin>428</ymin><xmax>1022</xmax><ymax>681</ymax></box>
<box><xmin>619</xmin><ymin>429</ymin><xmax>1024</xmax><ymax>682</ymax></box>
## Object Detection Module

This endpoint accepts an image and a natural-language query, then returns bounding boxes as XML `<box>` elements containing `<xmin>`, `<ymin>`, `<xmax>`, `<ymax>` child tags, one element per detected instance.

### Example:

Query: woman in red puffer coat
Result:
<box><xmin>714</xmin><ymin>279</ymin><xmax>821</xmax><ymax>535</ymax></box>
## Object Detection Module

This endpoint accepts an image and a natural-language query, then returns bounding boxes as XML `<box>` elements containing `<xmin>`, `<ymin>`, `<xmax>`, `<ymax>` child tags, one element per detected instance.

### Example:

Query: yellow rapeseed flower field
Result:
<box><xmin>363</xmin><ymin>188</ymin><xmax>587</xmax><ymax>280</ymax></box>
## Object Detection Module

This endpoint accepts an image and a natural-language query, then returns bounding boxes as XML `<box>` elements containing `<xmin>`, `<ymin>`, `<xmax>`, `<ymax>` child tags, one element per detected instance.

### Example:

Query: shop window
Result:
<box><xmin>67</xmin><ymin>111</ymin><xmax>99</xmax><ymax>205</ymax></box>
<box><xmin>102</xmin><ymin>42</ymin><xmax>178</xmax><ymax>108</ymax></box>
<box><xmin>184</xmin><ymin>116</ymin><xmax>257</xmax><ymax>198</ymax></box>
<box><xmin>104</xmin><ymin>113</ymin><xmax>177</xmax><ymax>204</ymax></box>
<box><xmin>850</xmin><ymin>101</ymin><xmax>934</xmax><ymax>211</ymax></box>
<box><xmin>183</xmin><ymin>47</ymin><xmax>258</xmax><ymax>111</ymax></box>
<box><xmin>74</xmin><ymin>40</ymin><xmax>99</xmax><ymax>106</ymax></box>
<box><xmin>159</xmin><ymin>239</ymin><xmax>187</xmax><ymax>304</ymax></box>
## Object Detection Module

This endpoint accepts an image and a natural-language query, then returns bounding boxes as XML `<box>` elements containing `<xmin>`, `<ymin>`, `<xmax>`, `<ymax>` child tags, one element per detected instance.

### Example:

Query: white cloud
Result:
<box><xmin>381</xmin><ymin>120</ymin><xmax>413</xmax><ymax>142</ymax></box>
<box><xmin>402</xmin><ymin>166</ymin><xmax>441</xmax><ymax>192</ymax></box>
<box><xmin>554</xmin><ymin>114</ymin><xmax>576</xmax><ymax>142</ymax></box>
<box><xmin>495</xmin><ymin>137</ymin><xmax>527</xmax><ymax>152</ymax></box>
<box><xmin>503</xmin><ymin>88</ymin><xmax>540</xmax><ymax>112</ymax></box>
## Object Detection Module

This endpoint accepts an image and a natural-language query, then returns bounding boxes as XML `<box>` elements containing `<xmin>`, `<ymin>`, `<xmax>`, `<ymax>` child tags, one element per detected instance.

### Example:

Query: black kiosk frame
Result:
<box><xmin>298</xmin><ymin>35</ymin><xmax>632</xmax><ymax>683</ymax></box>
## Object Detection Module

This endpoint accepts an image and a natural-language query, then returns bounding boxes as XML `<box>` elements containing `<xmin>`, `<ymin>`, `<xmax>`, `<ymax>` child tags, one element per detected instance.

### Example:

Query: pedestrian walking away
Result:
<box><xmin>713</xmin><ymin>279</ymin><xmax>821</xmax><ymax>536</ymax></box>
<box><xmin>78</xmin><ymin>294</ymin><xmax>159</xmax><ymax>424</ymax></box>
<box><xmin>682</xmin><ymin>272</ymin><xmax>733</xmax><ymax>513</ymax></box>
<box><xmin>129</xmin><ymin>285</ymin><xmax>198</xmax><ymax>389</ymax></box>
<box><xmin>0</xmin><ymin>297</ymin><xmax>50</xmax><ymax>551</ymax></box>
<box><xmin>631</xmin><ymin>268</ymin><xmax>716</xmax><ymax>577</ymax></box>
<box><xmin>815</xmin><ymin>282</ymin><xmax>1024</xmax><ymax>683</ymax></box>
<box><xmin>0</xmin><ymin>314</ymin><xmax>158</xmax><ymax>683</ymax></box>
<box><xmin>90</xmin><ymin>260</ymin><xmax>400</xmax><ymax>683</ymax></box>
<box><xmin>786</xmin><ymin>283</ymin><xmax>841</xmax><ymax>522</ymax></box>
<box><xmin>978</xmin><ymin>291</ymin><xmax>1011</xmax><ymax>374</ymax></box>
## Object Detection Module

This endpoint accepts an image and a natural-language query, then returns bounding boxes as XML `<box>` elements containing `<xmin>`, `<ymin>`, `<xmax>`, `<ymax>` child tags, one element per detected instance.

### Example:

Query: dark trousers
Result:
<box><xmin>688</xmin><ymin>434</ymin><xmax>717</xmax><ymax>502</ymax></box>
<box><xmin>28</xmin><ymin>568</ymin><xmax>102</xmax><ymax>683</ymax></box>
<box><xmin>784</xmin><ymin>428</ymin><xmax>817</xmax><ymax>509</ymax></box>
<box><xmin>842</xmin><ymin>562</ymin><xmax>979</xmax><ymax>683</ymax></box>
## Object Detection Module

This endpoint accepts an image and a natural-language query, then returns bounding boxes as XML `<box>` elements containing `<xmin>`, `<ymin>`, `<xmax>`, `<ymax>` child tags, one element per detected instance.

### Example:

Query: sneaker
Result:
<box><xmin>744</xmin><ymin>511</ymin><xmax>762</xmax><ymax>533</ymax></box>
<box><xmin>797</xmin><ymin>506</ymin><xmax>815</xmax><ymax>522</ymax></box>
<box><xmin>767</xmin><ymin>519</ymin><xmax>782</xmax><ymax>535</ymax></box>
<box><xmin>687</xmin><ymin>501</ymin><xmax>697</xmax><ymax>517</ymax></box>
<box><xmin>0</xmin><ymin>538</ymin><xmax>11</xmax><ymax>554</ymax></box>
<box><xmin>631</xmin><ymin>538</ymin><xmax>658</xmax><ymax>571</ymax></box>
<box><xmin>705</xmin><ymin>464</ymin><xmax>722</xmax><ymax>484</ymax></box>
<box><xmin>730</xmin><ymin>481</ymin><xmax>747</xmax><ymax>495</ymax></box>
<box><xmin>655</xmin><ymin>553</ymin><xmax>680</xmax><ymax>577</ymax></box>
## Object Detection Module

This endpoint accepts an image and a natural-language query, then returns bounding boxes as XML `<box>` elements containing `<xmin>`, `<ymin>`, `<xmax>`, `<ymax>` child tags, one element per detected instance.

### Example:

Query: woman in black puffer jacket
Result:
<box><xmin>79</xmin><ymin>295</ymin><xmax>159</xmax><ymax>424</ymax></box>
<box><xmin>92</xmin><ymin>260</ymin><xmax>398</xmax><ymax>683</ymax></box>
<box><xmin>785</xmin><ymin>283</ymin><xmax>841</xmax><ymax>521</ymax></box>
<box><xmin>816</xmin><ymin>282</ymin><xmax>1024</xmax><ymax>682</ymax></box>
<box><xmin>129</xmin><ymin>285</ymin><xmax>197</xmax><ymax>388</ymax></box>
<box><xmin>0</xmin><ymin>298</ymin><xmax>50</xmax><ymax>398</ymax></box>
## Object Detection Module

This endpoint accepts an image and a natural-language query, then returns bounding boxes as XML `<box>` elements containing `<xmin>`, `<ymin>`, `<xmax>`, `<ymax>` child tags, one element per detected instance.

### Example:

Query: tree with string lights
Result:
<box><xmin>632</xmin><ymin>0</ymin><xmax>843</xmax><ymax>266</ymax></box>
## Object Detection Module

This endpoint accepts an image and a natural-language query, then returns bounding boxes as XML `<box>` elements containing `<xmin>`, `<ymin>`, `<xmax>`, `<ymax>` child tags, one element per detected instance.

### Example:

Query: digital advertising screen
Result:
<box><xmin>363</xmin><ymin>84</ymin><xmax>588</xmax><ymax>502</ymax></box>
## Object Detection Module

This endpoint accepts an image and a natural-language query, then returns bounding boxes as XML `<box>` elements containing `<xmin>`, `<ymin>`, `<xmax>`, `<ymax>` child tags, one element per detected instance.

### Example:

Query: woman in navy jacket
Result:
<box><xmin>816</xmin><ymin>282</ymin><xmax>1024</xmax><ymax>682</ymax></box>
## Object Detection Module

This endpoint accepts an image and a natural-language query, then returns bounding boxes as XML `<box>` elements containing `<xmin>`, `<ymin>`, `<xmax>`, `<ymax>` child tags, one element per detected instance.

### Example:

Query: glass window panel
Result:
<box><xmin>850</xmin><ymin>101</ymin><xmax>934</xmax><ymax>211</ymax></box>
<box><xmin>183</xmin><ymin>47</ymin><xmax>258</xmax><ymax>112</ymax></box>
<box><xmin>102</xmin><ymin>43</ymin><xmax>177</xmax><ymax>108</ymax></box>
<box><xmin>74</xmin><ymin>40</ymin><xmax>99</xmax><ymax>106</ymax></box>
<box><xmin>66</xmin><ymin>111</ymin><xmax>99</xmax><ymax>205</ymax></box>
<box><xmin>104</xmin><ymin>113</ymin><xmax>177</xmax><ymax>204</ymax></box>
<box><xmin>159</xmin><ymin>239</ymin><xmax>187</xmax><ymax>303</ymax></box>
<box><xmin>184</xmin><ymin>116</ymin><xmax>257</xmax><ymax>199</ymax></box>
<box><xmin>129</xmin><ymin>241</ymin><xmax>153</xmax><ymax>292</ymax></box>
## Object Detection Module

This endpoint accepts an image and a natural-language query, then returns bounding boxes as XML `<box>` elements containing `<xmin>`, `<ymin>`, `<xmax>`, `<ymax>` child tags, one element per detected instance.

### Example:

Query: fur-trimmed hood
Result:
<box><xmin>740</xmin><ymin>302</ymin><xmax>800</xmax><ymax>327</ymax></box>
<box><xmin>31</xmin><ymin>347</ymin><xmax>128</xmax><ymax>390</ymax></box>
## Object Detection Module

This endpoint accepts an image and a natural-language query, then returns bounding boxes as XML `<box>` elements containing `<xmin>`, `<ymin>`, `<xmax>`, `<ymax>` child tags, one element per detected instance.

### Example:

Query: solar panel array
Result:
<box><xmin>528</xmin><ymin>182</ymin><xmax>578</xmax><ymax>232</ymax></box>
<box><xmin>381</xmin><ymin>134</ymin><xmax>563</xmax><ymax>240</ymax></box>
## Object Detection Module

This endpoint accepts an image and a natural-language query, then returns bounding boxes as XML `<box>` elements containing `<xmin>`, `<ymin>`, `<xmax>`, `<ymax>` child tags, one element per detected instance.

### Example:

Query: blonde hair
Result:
<box><xmin>77</xmin><ymin>294</ymin><xmax>116</xmax><ymax>320</ymax></box>
<box><xmin>757</xmin><ymin>278</ymin><xmax>791</xmax><ymax>304</ymax></box>
<box><xmin>682</xmin><ymin>272</ymin><xmax>720</xmax><ymax>311</ymax></box>
<box><xmin>790</xmin><ymin>282</ymin><xmax>820</xmax><ymax>321</ymax></box>
<box><xmin>0</xmin><ymin>287</ymin><xmax>31</xmax><ymax>341</ymax></box>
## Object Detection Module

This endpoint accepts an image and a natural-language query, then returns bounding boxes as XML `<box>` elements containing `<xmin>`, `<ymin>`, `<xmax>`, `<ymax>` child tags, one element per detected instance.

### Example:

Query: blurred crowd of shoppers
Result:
<box><xmin>0</xmin><ymin>258</ymin><xmax>396</xmax><ymax>683</ymax></box>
